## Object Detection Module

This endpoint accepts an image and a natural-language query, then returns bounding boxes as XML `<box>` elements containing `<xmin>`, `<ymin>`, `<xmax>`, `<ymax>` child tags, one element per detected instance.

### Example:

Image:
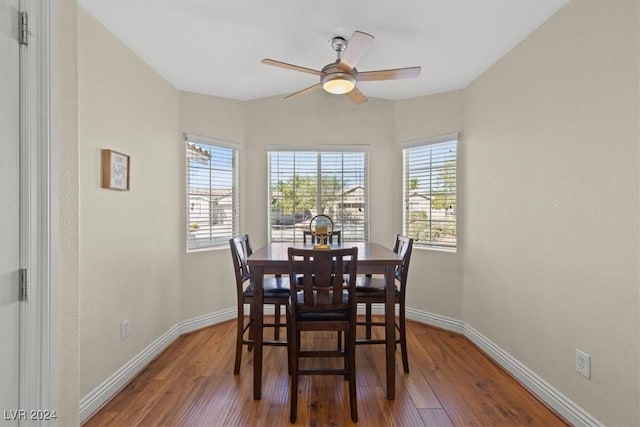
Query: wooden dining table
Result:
<box><xmin>247</xmin><ymin>241</ymin><xmax>402</xmax><ymax>401</ymax></box>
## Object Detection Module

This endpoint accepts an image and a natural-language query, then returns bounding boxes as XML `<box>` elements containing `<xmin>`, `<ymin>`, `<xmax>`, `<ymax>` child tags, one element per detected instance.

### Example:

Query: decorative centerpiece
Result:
<box><xmin>309</xmin><ymin>214</ymin><xmax>334</xmax><ymax>249</ymax></box>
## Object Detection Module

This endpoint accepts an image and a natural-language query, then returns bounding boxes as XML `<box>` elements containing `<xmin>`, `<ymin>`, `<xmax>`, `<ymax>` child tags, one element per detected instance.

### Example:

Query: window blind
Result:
<box><xmin>403</xmin><ymin>137</ymin><xmax>457</xmax><ymax>249</ymax></box>
<box><xmin>186</xmin><ymin>137</ymin><xmax>238</xmax><ymax>251</ymax></box>
<box><xmin>269</xmin><ymin>150</ymin><xmax>369</xmax><ymax>242</ymax></box>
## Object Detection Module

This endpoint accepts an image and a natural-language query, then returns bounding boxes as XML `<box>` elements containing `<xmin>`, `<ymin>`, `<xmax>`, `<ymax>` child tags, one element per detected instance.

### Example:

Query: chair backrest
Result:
<box><xmin>229</xmin><ymin>235</ymin><xmax>252</xmax><ymax>296</ymax></box>
<box><xmin>393</xmin><ymin>234</ymin><xmax>414</xmax><ymax>287</ymax></box>
<box><xmin>302</xmin><ymin>231</ymin><xmax>312</xmax><ymax>244</ymax></box>
<box><xmin>303</xmin><ymin>230</ymin><xmax>342</xmax><ymax>244</ymax></box>
<box><xmin>287</xmin><ymin>247</ymin><xmax>358</xmax><ymax>315</ymax></box>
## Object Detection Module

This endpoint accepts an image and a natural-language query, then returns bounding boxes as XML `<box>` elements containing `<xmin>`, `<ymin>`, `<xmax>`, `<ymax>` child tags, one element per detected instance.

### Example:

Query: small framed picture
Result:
<box><xmin>101</xmin><ymin>149</ymin><xmax>130</xmax><ymax>191</ymax></box>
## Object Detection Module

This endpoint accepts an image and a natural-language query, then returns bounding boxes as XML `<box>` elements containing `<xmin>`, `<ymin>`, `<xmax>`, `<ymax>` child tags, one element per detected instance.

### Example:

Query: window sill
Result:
<box><xmin>413</xmin><ymin>245</ymin><xmax>457</xmax><ymax>254</ymax></box>
<box><xmin>186</xmin><ymin>245</ymin><xmax>228</xmax><ymax>254</ymax></box>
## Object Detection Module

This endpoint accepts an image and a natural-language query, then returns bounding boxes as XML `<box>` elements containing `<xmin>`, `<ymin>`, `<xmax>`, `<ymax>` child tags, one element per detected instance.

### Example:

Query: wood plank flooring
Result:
<box><xmin>84</xmin><ymin>318</ymin><xmax>568</xmax><ymax>426</ymax></box>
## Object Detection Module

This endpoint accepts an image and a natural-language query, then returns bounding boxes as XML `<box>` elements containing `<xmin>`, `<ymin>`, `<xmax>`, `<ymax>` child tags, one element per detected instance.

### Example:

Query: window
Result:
<box><xmin>186</xmin><ymin>134</ymin><xmax>238</xmax><ymax>251</ymax></box>
<box><xmin>269</xmin><ymin>148</ymin><xmax>369</xmax><ymax>242</ymax></box>
<box><xmin>403</xmin><ymin>135</ymin><xmax>457</xmax><ymax>250</ymax></box>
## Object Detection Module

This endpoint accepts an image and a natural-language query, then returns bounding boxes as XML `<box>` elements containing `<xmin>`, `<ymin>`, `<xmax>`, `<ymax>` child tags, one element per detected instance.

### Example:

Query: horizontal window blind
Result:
<box><xmin>403</xmin><ymin>138</ymin><xmax>457</xmax><ymax>249</ymax></box>
<box><xmin>186</xmin><ymin>138</ymin><xmax>238</xmax><ymax>251</ymax></box>
<box><xmin>269</xmin><ymin>150</ymin><xmax>369</xmax><ymax>242</ymax></box>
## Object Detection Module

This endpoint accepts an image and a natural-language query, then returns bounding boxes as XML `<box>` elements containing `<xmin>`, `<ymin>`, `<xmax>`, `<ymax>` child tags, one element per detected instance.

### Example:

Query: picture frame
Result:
<box><xmin>101</xmin><ymin>149</ymin><xmax>130</xmax><ymax>191</ymax></box>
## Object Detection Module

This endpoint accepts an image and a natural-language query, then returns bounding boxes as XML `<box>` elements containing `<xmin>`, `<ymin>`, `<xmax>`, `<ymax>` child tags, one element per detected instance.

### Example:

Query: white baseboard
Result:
<box><xmin>79</xmin><ymin>308</ymin><xmax>237</xmax><ymax>423</ymax></box>
<box><xmin>463</xmin><ymin>324</ymin><xmax>601</xmax><ymax>427</ymax></box>
<box><xmin>405</xmin><ymin>307</ymin><xmax>464</xmax><ymax>333</ymax></box>
<box><xmin>363</xmin><ymin>304</ymin><xmax>464</xmax><ymax>334</ymax></box>
<box><xmin>80</xmin><ymin>306</ymin><xmax>600</xmax><ymax>427</ymax></box>
<box><xmin>373</xmin><ymin>306</ymin><xmax>599</xmax><ymax>426</ymax></box>
<box><xmin>79</xmin><ymin>323</ymin><xmax>182</xmax><ymax>422</ymax></box>
<box><xmin>179</xmin><ymin>307</ymin><xmax>236</xmax><ymax>335</ymax></box>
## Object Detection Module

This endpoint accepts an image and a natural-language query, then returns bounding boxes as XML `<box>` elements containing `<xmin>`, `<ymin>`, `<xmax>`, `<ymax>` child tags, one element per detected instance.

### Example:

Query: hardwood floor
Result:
<box><xmin>84</xmin><ymin>318</ymin><xmax>568</xmax><ymax>426</ymax></box>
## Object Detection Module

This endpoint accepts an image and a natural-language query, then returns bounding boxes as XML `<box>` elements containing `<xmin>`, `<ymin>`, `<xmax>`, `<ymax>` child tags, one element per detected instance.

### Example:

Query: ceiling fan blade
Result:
<box><xmin>338</xmin><ymin>31</ymin><xmax>375</xmax><ymax>71</ymax></box>
<box><xmin>284</xmin><ymin>83</ymin><xmax>322</xmax><ymax>100</ymax></box>
<box><xmin>357</xmin><ymin>66</ymin><xmax>422</xmax><ymax>81</ymax></box>
<box><xmin>346</xmin><ymin>87</ymin><xmax>368</xmax><ymax>104</ymax></box>
<box><xmin>261</xmin><ymin>59</ymin><xmax>322</xmax><ymax>76</ymax></box>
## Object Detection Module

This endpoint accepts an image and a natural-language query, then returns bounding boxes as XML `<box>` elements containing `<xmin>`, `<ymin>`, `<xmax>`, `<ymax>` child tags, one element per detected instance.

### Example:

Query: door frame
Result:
<box><xmin>18</xmin><ymin>0</ymin><xmax>55</xmax><ymax>417</ymax></box>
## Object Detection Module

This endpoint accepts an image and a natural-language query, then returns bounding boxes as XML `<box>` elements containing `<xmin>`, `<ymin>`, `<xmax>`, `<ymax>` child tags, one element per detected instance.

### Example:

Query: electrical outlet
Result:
<box><xmin>576</xmin><ymin>349</ymin><xmax>590</xmax><ymax>379</ymax></box>
<box><xmin>120</xmin><ymin>319</ymin><xmax>130</xmax><ymax>341</ymax></box>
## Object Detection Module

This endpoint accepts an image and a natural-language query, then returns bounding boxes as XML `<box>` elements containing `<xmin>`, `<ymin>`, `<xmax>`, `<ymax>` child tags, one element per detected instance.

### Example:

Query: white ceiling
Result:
<box><xmin>78</xmin><ymin>0</ymin><xmax>567</xmax><ymax>102</ymax></box>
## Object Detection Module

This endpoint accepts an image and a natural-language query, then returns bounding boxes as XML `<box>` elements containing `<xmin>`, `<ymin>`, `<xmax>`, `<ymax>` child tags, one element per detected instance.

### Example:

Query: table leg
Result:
<box><xmin>385</xmin><ymin>265</ymin><xmax>395</xmax><ymax>400</ymax></box>
<box><xmin>253</xmin><ymin>265</ymin><xmax>264</xmax><ymax>400</ymax></box>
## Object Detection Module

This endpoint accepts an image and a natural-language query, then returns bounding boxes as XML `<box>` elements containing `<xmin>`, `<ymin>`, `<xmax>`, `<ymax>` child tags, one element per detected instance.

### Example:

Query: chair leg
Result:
<box><xmin>247</xmin><ymin>305</ymin><xmax>254</xmax><ymax>352</ymax></box>
<box><xmin>290</xmin><ymin>326</ymin><xmax>299</xmax><ymax>423</ymax></box>
<box><xmin>234</xmin><ymin>304</ymin><xmax>245</xmax><ymax>375</ymax></box>
<box><xmin>348</xmin><ymin>328</ymin><xmax>358</xmax><ymax>422</ymax></box>
<box><xmin>365</xmin><ymin>303</ymin><xmax>372</xmax><ymax>339</ymax></box>
<box><xmin>343</xmin><ymin>330</ymin><xmax>348</xmax><ymax>380</ymax></box>
<box><xmin>399</xmin><ymin>304</ymin><xmax>409</xmax><ymax>373</ymax></box>
<box><xmin>274</xmin><ymin>303</ymin><xmax>281</xmax><ymax>340</ymax></box>
<box><xmin>286</xmin><ymin>308</ymin><xmax>292</xmax><ymax>376</ymax></box>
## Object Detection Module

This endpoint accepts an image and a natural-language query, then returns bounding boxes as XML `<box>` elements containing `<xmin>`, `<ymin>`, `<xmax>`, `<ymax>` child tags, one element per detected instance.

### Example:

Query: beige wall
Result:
<box><xmin>78</xmin><ymin>9</ymin><xmax>182</xmax><ymax>396</ymax></box>
<box><xmin>55</xmin><ymin>1</ymin><xmax>80</xmax><ymax>425</ymax></box>
<box><xmin>178</xmin><ymin>91</ymin><xmax>245</xmax><ymax>319</ymax></box>
<box><xmin>394</xmin><ymin>91</ymin><xmax>465</xmax><ymax>319</ymax></box>
<box><xmin>462</xmin><ymin>0</ymin><xmax>639</xmax><ymax>425</ymax></box>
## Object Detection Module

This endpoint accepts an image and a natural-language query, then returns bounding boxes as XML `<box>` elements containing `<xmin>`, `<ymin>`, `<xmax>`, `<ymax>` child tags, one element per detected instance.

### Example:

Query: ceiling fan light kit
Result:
<box><xmin>261</xmin><ymin>31</ymin><xmax>421</xmax><ymax>104</ymax></box>
<box><xmin>321</xmin><ymin>70</ymin><xmax>356</xmax><ymax>94</ymax></box>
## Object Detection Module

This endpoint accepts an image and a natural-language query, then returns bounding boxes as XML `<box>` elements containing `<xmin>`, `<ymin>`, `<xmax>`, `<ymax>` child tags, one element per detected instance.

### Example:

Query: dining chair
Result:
<box><xmin>286</xmin><ymin>247</ymin><xmax>359</xmax><ymax>423</ymax></box>
<box><xmin>355</xmin><ymin>234</ymin><xmax>414</xmax><ymax>373</ymax></box>
<box><xmin>229</xmin><ymin>235</ymin><xmax>290</xmax><ymax>375</ymax></box>
<box><xmin>302</xmin><ymin>230</ymin><xmax>342</xmax><ymax>244</ymax></box>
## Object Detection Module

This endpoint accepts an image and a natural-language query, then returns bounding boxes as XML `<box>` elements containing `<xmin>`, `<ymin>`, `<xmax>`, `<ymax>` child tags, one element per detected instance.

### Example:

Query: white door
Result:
<box><xmin>0</xmin><ymin>0</ymin><xmax>22</xmax><ymax>424</ymax></box>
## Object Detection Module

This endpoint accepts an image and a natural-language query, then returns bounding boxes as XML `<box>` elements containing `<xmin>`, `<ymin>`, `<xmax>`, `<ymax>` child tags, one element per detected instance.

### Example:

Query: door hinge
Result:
<box><xmin>19</xmin><ymin>11</ymin><xmax>28</xmax><ymax>46</ymax></box>
<box><xmin>19</xmin><ymin>268</ymin><xmax>28</xmax><ymax>301</ymax></box>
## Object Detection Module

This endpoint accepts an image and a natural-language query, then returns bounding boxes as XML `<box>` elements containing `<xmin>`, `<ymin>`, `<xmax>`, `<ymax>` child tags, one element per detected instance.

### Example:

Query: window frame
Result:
<box><xmin>185</xmin><ymin>133</ymin><xmax>239</xmax><ymax>252</ymax></box>
<box><xmin>402</xmin><ymin>134</ymin><xmax>458</xmax><ymax>251</ymax></box>
<box><xmin>267</xmin><ymin>146</ymin><xmax>370</xmax><ymax>243</ymax></box>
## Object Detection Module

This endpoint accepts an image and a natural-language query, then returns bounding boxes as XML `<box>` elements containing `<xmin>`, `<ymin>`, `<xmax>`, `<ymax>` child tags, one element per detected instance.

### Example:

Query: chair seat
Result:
<box><xmin>297</xmin><ymin>309</ymin><xmax>350</xmax><ymax>321</ymax></box>
<box><xmin>355</xmin><ymin>276</ymin><xmax>400</xmax><ymax>297</ymax></box>
<box><xmin>244</xmin><ymin>276</ymin><xmax>290</xmax><ymax>299</ymax></box>
<box><xmin>293</xmin><ymin>290</ymin><xmax>350</xmax><ymax>320</ymax></box>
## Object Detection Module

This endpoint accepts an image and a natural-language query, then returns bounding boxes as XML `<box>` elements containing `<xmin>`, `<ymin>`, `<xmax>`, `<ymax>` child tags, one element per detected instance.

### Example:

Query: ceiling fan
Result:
<box><xmin>261</xmin><ymin>31</ymin><xmax>421</xmax><ymax>104</ymax></box>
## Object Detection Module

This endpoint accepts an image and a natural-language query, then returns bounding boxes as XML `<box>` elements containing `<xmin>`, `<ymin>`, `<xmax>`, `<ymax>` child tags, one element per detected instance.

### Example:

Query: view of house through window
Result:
<box><xmin>269</xmin><ymin>149</ymin><xmax>369</xmax><ymax>242</ymax></box>
<box><xmin>403</xmin><ymin>136</ymin><xmax>457</xmax><ymax>250</ymax></box>
<box><xmin>186</xmin><ymin>135</ymin><xmax>238</xmax><ymax>251</ymax></box>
